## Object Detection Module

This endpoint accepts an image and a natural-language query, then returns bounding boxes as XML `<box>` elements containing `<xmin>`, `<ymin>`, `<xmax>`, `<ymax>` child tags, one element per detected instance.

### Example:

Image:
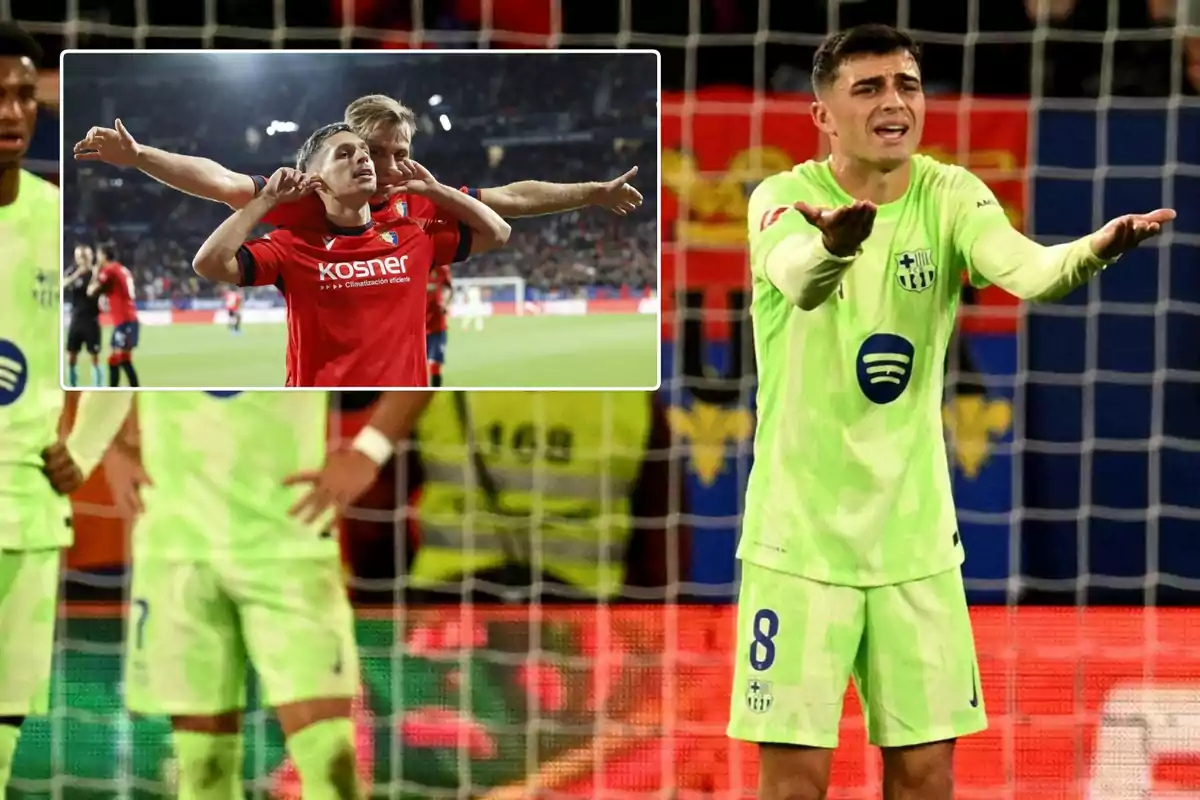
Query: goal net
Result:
<box><xmin>451</xmin><ymin>275</ymin><xmax>528</xmax><ymax>317</ymax></box>
<box><xmin>18</xmin><ymin>0</ymin><xmax>1200</xmax><ymax>797</ymax></box>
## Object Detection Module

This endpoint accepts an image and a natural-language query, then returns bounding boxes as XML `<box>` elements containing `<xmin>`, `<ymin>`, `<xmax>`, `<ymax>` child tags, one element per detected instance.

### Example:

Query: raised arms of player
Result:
<box><xmin>478</xmin><ymin>166</ymin><xmax>643</xmax><ymax>218</ymax></box>
<box><xmin>192</xmin><ymin>168</ymin><xmax>313</xmax><ymax>284</ymax></box>
<box><xmin>73</xmin><ymin>119</ymin><xmax>259</xmax><ymax>209</ymax></box>
<box><xmin>402</xmin><ymin>161</ymin><xmax>511</xmax><ymax>255</ymax></box>
<box><xmin>953</xmin><ymin>171</ymin><xmax>1177</xmax><ymax>301</ymax></box>
<box><xmin>74</xmin><ymin>121</ymin><xmax>642</xmax><ymax>218</ymax></box>
<box><xmin>747</xmin><ymin>174</ymin><xmax>874</xmax><ymax>310</ymax></box>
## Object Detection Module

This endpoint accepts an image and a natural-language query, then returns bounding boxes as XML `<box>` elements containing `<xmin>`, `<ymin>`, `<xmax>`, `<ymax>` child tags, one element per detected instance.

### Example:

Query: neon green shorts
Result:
<box><xmin>726</xmin><ymin>561</ymin><xmax>986</xmax><ymax>749</ymax></box>
<box><xmin>124</xmin><ymin>557</ymin><xmax>359</xmax><ymax>716</ymax></box>
<box><xmin>0</xmin><ymin>548</ymin><xmax>60</xmax><ymax>716</ymax></box>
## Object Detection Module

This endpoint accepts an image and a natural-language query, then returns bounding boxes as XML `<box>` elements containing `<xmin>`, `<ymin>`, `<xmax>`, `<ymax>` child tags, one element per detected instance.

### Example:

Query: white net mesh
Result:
<box><xmin>12</xmin><ymin>0</ymin><xmax>1200</xmax><ymax>797</ymax></box>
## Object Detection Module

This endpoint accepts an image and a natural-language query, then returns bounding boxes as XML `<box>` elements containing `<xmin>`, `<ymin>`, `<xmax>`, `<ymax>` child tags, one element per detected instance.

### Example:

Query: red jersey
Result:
<box><xmin>426</xmin><ymin>263</ymin><xmax>452</xmax><ymax>334</ymax></box>
<box><xmin>259</xmin><ymin>185</ymin><xmax>478</xmax><ymax>231</ymax></box>
<box><xmin>225</xmin><ymin>290</ymin><xmax>243</xmax><ymax>312</ymax></box>
<box><xmin>236</xmin><ymin>217</ymin><xmax>471</xmax><ymax>387</ymax></box>
<box><xmin>97</xmin><ymin>261</ymin><xmax>138</xmax><ymax>324</ymax></box>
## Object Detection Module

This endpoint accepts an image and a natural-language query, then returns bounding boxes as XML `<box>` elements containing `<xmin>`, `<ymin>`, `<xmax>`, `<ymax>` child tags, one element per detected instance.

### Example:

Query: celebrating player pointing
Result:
<box><xmin>727</xmin><ymin>24</ymin><xmax>1175</xmax><ymax>800</ymax></box>
<box><xmin>192</xmin><ymin>123</ymin><xmax>510</xmax><ymax>387</ymax></box>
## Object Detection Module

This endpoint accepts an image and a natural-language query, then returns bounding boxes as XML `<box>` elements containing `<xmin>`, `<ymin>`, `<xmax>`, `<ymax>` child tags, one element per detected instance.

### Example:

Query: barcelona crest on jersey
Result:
<box><xmin>895</xmin><ymin>249</ymin><xmax>937</xmax><ymax>293</ymax></box>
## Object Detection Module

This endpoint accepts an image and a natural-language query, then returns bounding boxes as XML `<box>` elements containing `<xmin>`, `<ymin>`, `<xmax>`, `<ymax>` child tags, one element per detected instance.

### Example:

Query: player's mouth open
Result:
<box><xmin>873</xmin><ymin>124</ymin><xmax>908</xmax><ymax>140</ymax></box>
<box><xmin>354</xmin><ymin>167</ymin><xmax>374</xmax><ymax>179</ymax></box>
<box><xmin>0</xmin><ymin>132</ymin><xmax>25</xmax><ymax>150</ymax></box>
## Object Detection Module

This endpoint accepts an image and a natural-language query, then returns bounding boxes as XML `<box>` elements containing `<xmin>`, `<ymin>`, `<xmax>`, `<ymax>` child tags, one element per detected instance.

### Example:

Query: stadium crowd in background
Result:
<box><xmin>62</xmin><ymin>54</ymin><xmax>657</xmax><ymax>303</ymax></box>
<box><xmin>22</xmin><ymin>0</ymin><xmax>1196</xmax><ymax>97</ymax></box>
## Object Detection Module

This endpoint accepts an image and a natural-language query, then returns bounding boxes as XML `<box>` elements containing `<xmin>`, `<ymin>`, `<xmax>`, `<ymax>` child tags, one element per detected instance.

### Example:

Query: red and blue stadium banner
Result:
<box><xmin>660</xmin><ymin>88</ymin><xmax>1026</xmax><ymax>599</ymax></box>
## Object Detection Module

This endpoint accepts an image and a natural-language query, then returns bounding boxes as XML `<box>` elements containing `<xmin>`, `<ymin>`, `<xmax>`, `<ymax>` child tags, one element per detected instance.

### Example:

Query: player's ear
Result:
<box><xmin>810</xmin><ymin>100</ymin><xmax>834</xmax><ymax>137</ymax></box>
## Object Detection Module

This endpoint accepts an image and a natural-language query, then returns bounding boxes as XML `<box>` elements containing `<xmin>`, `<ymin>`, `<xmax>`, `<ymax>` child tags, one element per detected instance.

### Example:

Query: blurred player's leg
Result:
<box><xmin>727</xmin><ymin>561</ymin><xmax>866</xmax><ymax>799</ymax></box>
<box><xmin>860</xmin><ymin>569</ymin><xmax>984</xmax><ymax>799</ymax></box>
<box><xmin>228</xmin><ymin>311</ymin><xmax>241</xmax><ymax>335</ymax></box>
<box><xmin>86</xmin><ymin>322</ymin><xmax>103</xmax><ymax>386</ymax></box>
<box><xmin>426</xmin><ymin>331</ymin><xmax>446</xmax><ymax>387</ymax></box>
<box><xmin>0</xmin><ymin>549</ymin><xmax>61</xmax><ymax>795</ymax></box>
<box><xmin>108</xmin><ymin>321</ymin><xmax>140</xmax><ymax>387</ymax></box>
<box><xmin>125</xmin><ymin>561</ymin><xmax>247</xmax><ymax>799</ymax></box>
<box><xmin>234</xmin><ymin>557</ymin><xmax>362</xmax><ymax>799</ymax></box>
<box><xmin>66</xmin><ymin>349</ymin><xmax>79</xmax><ymax>386</ymax></box>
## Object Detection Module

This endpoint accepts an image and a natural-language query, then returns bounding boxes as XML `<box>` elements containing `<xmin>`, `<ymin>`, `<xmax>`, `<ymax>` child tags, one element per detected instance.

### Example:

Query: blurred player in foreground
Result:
<box><xmin>67</xmin><ymin>389</ymin><xmax>432</xmax><ymax>799</ymax></box>
<box><xmin>426</xmin><ymin>262</ymin><xmax>452</xmax><ymax>387</ymax></box>
<box><xmin>459</xmin><ymin>284</ymin><xmax>486</xmax><ymax>331</ymax></box>
<box><xmin>729</xmin><ymin>24</ymin><xmax>1175</xmax><ymax>800</ymax></box>
<box><xmin>63</xmin><ymin>244</ymin><xmax>104</xmax><ymax>387</ymax></box>
<box><xmin>72</xmin><ymin>93</ymin><xmax>642</xmax><ymax>261</ymax></box>
<box><xmin>87</xmin><ymin>244</ymin><xmax>140</xmax><ymax>387</ymax></box>
<box><xmin>0</xmin><ymin>23</ymin><xmax>130</xmax><ymax>795</ymax></box>
<box><xmin>192</xmin><ymin>123</ymin><xmax>509</xmax><ymax>387</ymax></box>
<box><xmin>225</xmin><ymin>287</ymin><xmax>243</xmax><ymax>335</ymax></box>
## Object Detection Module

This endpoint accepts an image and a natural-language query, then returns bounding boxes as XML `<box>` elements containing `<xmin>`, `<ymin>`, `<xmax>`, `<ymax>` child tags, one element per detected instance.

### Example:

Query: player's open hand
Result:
<box><xmin>263</xmin><ymin>167</ymin><xmax>317</xmax><ymax>204</ymax></box>
<box><xmin>793</xmin><ymin>200</ymin><xmax>877</xmax><ymax>258</ymax></box>
<box><xmin>283</xmin><ymin>448</ymin><xmax>382</xmax><ymax>526</ymax></box>
<box><xmin>1090</xmin><ymin>208</ymin><xmax>1176</xmax><ymax>261</ymax></box>
<box><xmin>41</xmin><ymin>441</ymin><xmax>83</xmax><ymax>496</ymax></box>
<box><xmin>73</xmin><ymin>118</ymin><xmax>141</xmax><ymax>167</ymax></box>
<box><xmin>103</xmin><ymin>445</ymin><xmax>152</xmax><ymax>517</ymax></box>
<box><xmin>589</xmin><ymin>166</ymin><xmax>643</xmax><ymax>216</ymax></box>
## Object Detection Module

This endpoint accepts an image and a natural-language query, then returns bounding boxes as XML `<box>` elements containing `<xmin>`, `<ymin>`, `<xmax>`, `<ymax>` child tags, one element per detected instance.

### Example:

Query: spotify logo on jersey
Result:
<box><xmin>856</xmin><ymin>333</ymin><xmax>915</xmax><ymax>405</ymax></box>
<box><xmin>0</xmin><ymin>339</ymin><xmax>29</xmax><ymax>407</ymax></box>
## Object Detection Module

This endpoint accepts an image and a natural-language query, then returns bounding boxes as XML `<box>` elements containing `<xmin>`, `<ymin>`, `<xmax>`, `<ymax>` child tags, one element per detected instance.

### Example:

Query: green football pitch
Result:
<box><xmin>66</xmin><ymin>314</ymin><xmax>660</xmax><ymax>389</ymax></box>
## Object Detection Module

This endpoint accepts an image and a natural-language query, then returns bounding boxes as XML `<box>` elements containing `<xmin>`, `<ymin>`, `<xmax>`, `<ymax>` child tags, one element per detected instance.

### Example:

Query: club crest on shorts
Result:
<box><xmin>379</xmin><ymin>230</ymin><xmax>399</xmax><ymax>246</ymax></box>
<box><xmin>745</xmin><ymin>679</ymin><xmax>773</xmax><ymax>714</ymax></box>
<box><xmin>895</xmin><ymin>249</ymin><xmax>936</xmax><ymax>293</ymax></box>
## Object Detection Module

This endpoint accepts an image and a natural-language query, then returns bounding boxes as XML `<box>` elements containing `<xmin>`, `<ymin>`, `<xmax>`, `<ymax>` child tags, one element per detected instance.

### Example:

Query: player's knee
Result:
<box><xmin>881</xmin><ymin>740</ymin><xmax>955</xmax><ymax>798</ymax></box>
<box><xmin>758</xmin><ymin>744</ymin><xmax>831</xmax><ymax>800</ymax></box>
<box><xmin>107</xmin><ymin>352</ymin><xmax>124</xmax><ymax>366</ymax></box>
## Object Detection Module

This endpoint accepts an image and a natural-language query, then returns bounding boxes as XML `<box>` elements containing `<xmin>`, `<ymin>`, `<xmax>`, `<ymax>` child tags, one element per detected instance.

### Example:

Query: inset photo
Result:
<box><xmin>60</xmin><ymin>50</ymin><xmax>660</xmax><ymax>390</ymax></box>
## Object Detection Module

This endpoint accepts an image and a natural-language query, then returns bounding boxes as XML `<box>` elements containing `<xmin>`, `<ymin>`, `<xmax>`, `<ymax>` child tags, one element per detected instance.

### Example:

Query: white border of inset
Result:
<box><xmin>58</xmin><ymin>48</ymin><xmax>663</xmax><ymax>393</ymax></box>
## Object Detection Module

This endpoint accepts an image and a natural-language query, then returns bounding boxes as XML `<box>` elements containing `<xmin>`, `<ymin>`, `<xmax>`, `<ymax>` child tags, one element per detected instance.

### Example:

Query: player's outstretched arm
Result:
<box><xmin>73</xmin><ymin>119</ymin><xmax>259</xmax><ymax>209</ymax></box>
<box><xmin>193</xmin><ymin>167</ymin><xmax>312</xmax><ymax>284</ymax></box>
<box><xmin>747</xmin><ymin>174</ymin><xmax>874</xmax><ymax>310</ymax></box>
<box><xmin>477</xmin><ymin>166</ymin><xmax>643</xmax><ymax>218</ymax></box>
<box><xmin>955</xmin><ymin>172</ymin><xmax>1176</xmax><ymax>301</ymax></box>
<box><xmin>402</xmin><ymin>161</ymin><xmax>511</xmax><ymax>254</ymax></box>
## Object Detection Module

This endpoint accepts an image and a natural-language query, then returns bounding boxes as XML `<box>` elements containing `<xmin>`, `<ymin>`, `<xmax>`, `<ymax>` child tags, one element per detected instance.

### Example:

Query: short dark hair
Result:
<box><xmin>296</xmin><ymin>122</ymin><xmax>354</xmax><ymax>172</ymax></box>
<box><xmin>0</xmin><ymin>22</ymin><xmax>43</xmax><ymax>65</ymax></box>
<box><xmin>812</xmin><ymin>24</ymin><xmax>921</xmax><ymax>91</ymax></box>
<box><xmin>97</xmin><ymin>243</ymin><xmax>118</xmax><ymax>262</ymax></box>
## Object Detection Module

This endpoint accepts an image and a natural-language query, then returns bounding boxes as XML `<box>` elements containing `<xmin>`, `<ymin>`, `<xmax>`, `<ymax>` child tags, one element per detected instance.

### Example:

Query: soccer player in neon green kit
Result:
<box><xmin>67</xmin><ymin>385</ymin><xmax>429</xmax><ymax>800</ymax></box>
<box><xmin>726</xmin><ymin>24</ymin><xmax>1175</xmax><ymax>799</ymax></box>
<box><xmin>0</xmin><ymin>23</ymin><xmax>114</xmax><ymax>794</ymax></box>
